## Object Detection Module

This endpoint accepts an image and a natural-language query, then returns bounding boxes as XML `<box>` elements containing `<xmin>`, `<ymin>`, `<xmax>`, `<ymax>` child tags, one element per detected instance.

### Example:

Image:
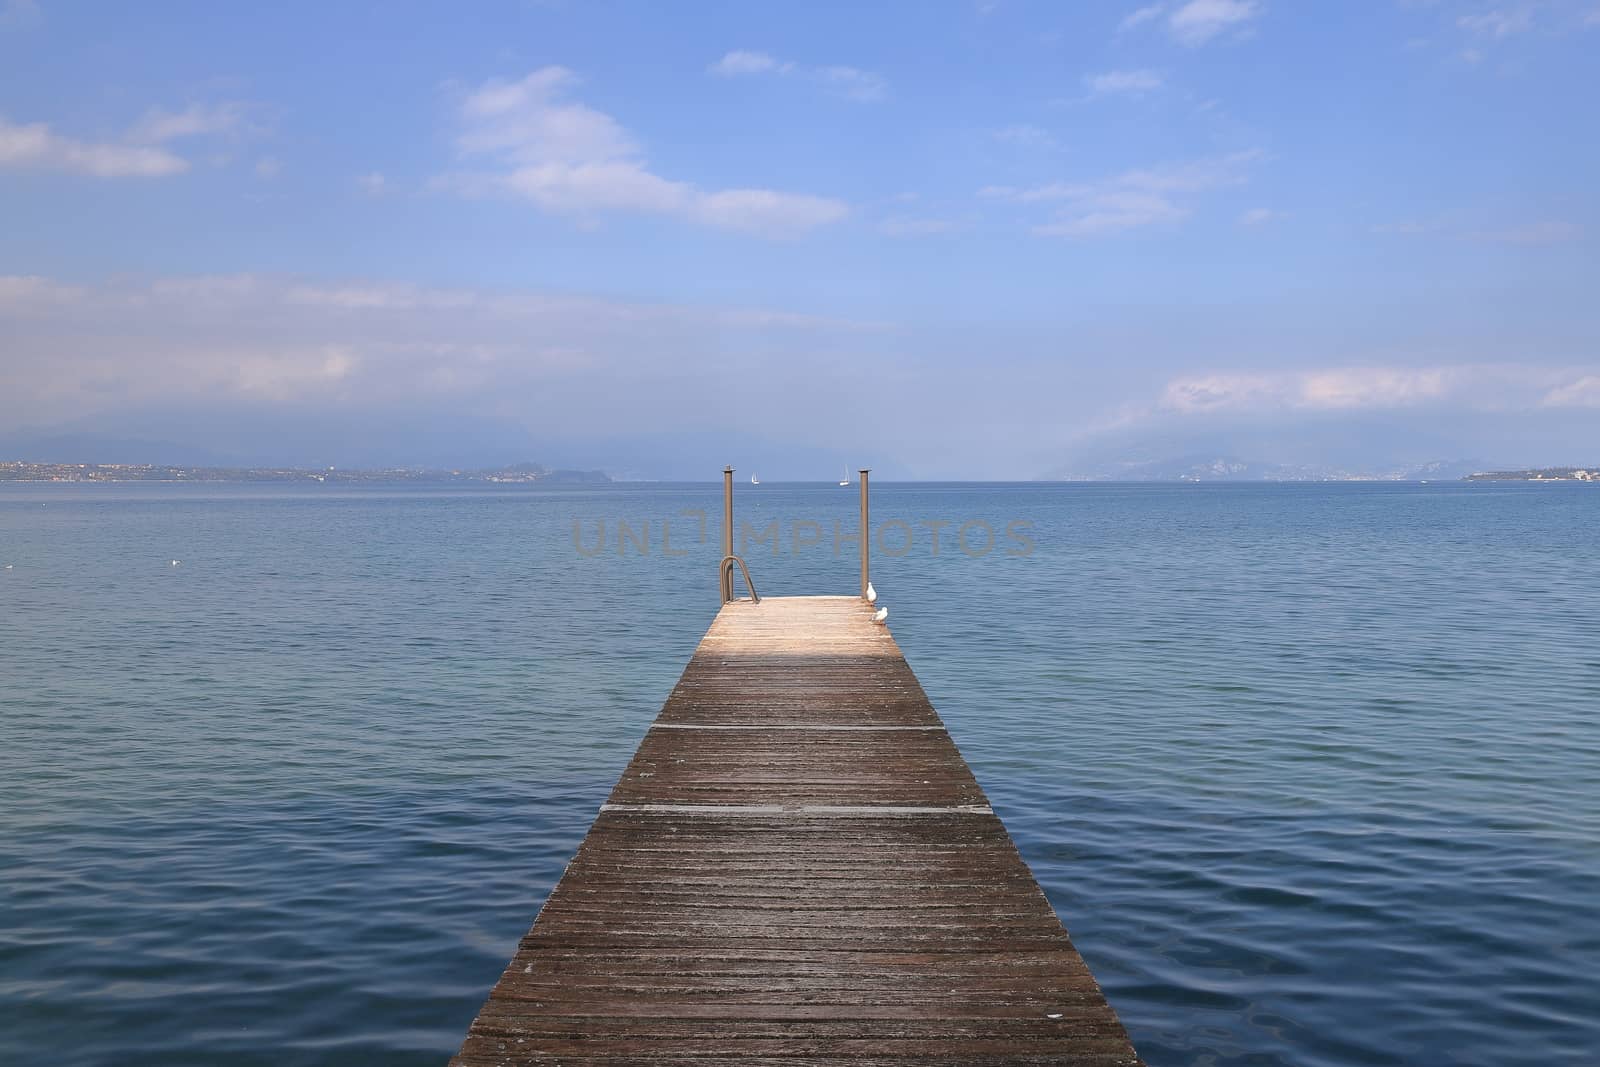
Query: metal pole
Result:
<box><xmin>859</xmin><ymin>469</ymin><xmax>870</xmax><ymax>600</ymax></box>
<box><xmin>721</xmin><ymin>466</ymin><xmax>734</xmax><ymax>603</ymax></box>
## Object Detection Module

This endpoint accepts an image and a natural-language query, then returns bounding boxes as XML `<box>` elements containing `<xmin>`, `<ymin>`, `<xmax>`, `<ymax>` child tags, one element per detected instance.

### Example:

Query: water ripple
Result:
<box><xmin>2</xmin><ymin>482</ymin><xmax>1598</xmax><ymax>1066</ymax></box>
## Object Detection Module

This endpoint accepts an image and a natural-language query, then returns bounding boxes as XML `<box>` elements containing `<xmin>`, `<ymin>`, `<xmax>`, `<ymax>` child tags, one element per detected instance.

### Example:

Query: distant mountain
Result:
<box><xmin>0</xmin><ymin>432</ymin><xmax>244</xmax><ymax>467</ymax></box>
<box><xmin>1043</xmin><ymin>455</ymin><xmax>1497</xmax><ymax>482</ymax></box>
<box><xmin>0</xmin><ymin>422</ymin><xmax>896</xmax><ymax>482</ymax></box>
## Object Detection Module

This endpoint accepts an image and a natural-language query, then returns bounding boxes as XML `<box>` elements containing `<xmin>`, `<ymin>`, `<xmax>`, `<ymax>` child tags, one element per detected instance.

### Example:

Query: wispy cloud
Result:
<box><xmin>1122</xmin><ymin>2</ymin><xmax>1262</xmax><ymax>46</ymax></box>
<box><xmin>1085</xmin><ymin>69</ymin><xmax>1164</xmax><ymax>96</ymax></box>
<box><xmin>0</xmin><ymin>98</ymin><xmax>257</xmax><ymax>178</ymax></box>
<box><xmin>1543</xmin><ymin>375</ymin><xmax>1600</xmax><ymax>407</ymax></box>
<box><xmin>1119</xmin><ymin>4</ymin><xmax>1165</xmax><ymax>31</ymax></box>
<box><xmin>1162</xmin><ymin>364</ymin><xmax>1600</xmax><ymax>415</ymax></box>
<box><xmin>1238</xmin><ymin>206</ymin><xmax>1285</xmax><ymax>226</ymax></box>
<box><xmin>982</xmin><ymin>149</ymin><xmax>1265</xmax><ymax>237</ymax></box>
<box><xmin>127</xmin><ymin>102</ymin><xmax>249</xmax><ymax>144</ymax></box>
<box><xmin>709</xmin><ymin>50</ymin><xmax>795</xmax><ymax>76</ymax></box>
<box><xmin>992</xmin><ymin>123</ymin><xmax>1057</xmax><ymax>148</ymax></box>
<box><xmin>1170</xmin><ymin>0</ymin><xmax>1261</xmax><ymax>44</ymax></box>
<box><xmin>0</xmin><ymin>272</ymin><xmax>887</xmax><ymax>424</ymax></box>
<box><xmin>708</xmin><ymin>50</ymin><xmax>887</xmax><ymax>101</ymax></box>
<box><xmin>0</xmin><ymin>116</ymin><xmax>188</xmax><ymax>177</ymax></box>
<box><xmin>1458</xmin><ymin>7</ymin><xmax>1535</xmax><ymax>38</ymax></box>
<box><xmin>1027</xmin><ymin>192</ymin><xmax>1187</xmax><ymax>236</ymax></box>
<box><xmin>447</xmin><ymin>67</ymin><xmax>847</xmax><ymax>237</ymax></box>
<box><xmin>815</xmin><ymin>65</ymin><xmax>888</xmax><ymax>102</ymax></box>
<box><xmin>0</xmin><ymin>274</ymin><xmax>85</xmax><ymax>310</ymax></box>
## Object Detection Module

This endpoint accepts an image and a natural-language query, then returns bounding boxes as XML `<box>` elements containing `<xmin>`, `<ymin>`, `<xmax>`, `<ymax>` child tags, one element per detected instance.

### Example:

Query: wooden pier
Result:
<box><xmin>451</xmin><ymin>595</ymin><xmax>1142</xmax><ymax>1065</ymax></box>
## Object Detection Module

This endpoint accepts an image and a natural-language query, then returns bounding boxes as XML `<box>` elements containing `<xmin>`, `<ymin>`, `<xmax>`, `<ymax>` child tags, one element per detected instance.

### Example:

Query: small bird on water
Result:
<box><xmin>170</xmin><ymin>560</ymin><xmax>181</xmax><ymax>567</ymax></box>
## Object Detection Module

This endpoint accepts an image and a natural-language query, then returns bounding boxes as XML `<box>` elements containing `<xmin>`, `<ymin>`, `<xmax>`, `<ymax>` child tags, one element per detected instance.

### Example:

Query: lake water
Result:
<box><xmin>2</xmin><ymin>482</ymin><xmax>1597</xmax><ymax>1066</ymax></box>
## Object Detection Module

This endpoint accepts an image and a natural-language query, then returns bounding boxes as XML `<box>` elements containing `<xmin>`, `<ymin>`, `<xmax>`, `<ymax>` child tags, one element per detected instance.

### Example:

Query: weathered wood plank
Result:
<box><xmin>451</xmin><ymin>596</ymin><xmax>1141</xmax><ymax>1066</ymax></box>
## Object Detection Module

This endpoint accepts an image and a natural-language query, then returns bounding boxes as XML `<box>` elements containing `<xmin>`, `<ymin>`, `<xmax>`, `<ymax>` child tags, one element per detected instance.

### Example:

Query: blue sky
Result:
<box><xmin>1</xmin><ymin>0</ymin><xmax>1597</xmax><ymax>477</ymax></box>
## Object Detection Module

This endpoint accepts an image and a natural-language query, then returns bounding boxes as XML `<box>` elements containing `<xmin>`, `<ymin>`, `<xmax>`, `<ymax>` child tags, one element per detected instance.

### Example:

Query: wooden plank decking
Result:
<box><xmin>451</xmin><ymin>596</ymin><xmax>1142</xmax><ymax>1066</ymax></box>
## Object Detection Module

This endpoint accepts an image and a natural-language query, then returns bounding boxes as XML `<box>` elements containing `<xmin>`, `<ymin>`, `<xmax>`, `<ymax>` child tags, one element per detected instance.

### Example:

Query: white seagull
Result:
<box><xmin>872</xmin><ymin>606</ymin><xmax>888</xmax><ymax>623</ymax></box>
<box><xmin>866</xmin><ymin>581</ymin><xmax>877</xmax><ymax>604</ymax></box>
<box><xmin>170</xmin><ymin>560</ymin><xmax>181</xmax><ymax>567</ymax></box>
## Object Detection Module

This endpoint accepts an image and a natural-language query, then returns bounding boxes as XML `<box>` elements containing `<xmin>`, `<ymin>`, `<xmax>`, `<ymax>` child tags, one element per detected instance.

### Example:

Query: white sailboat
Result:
<box><xmin>838</xmin><ymin>468</ymin><xmax>850</xmax><ymax>487</ymax></box>
<box><xmin>750</xmin><ymin>474</ymin><xmax>760</xmax><ymax>485</ymax></box>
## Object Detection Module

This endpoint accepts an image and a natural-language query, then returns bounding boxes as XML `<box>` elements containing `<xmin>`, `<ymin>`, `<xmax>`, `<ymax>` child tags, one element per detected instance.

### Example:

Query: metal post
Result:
<box><xmin>859</xmin><ymin>469</ymin><xmax>870</xmax><ymax>600</ymax></box>
<box><xmin>721</xmin><ymin>466</ymin><xmax>734</xmax><ymax>603</ymax></box>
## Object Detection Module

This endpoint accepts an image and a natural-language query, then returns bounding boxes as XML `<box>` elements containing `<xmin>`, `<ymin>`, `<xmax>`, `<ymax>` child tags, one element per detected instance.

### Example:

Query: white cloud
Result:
<box><xmin>0</xmin><ymin>98</ymin><xmax>257</xmax><ymax>179</ymax></box>
<box><xmin>1086</xmin><ymin>69</ymin><xmax>1164</xmax><ymax>95</ymax></box>
<box><xmin>817</xmin><ymin>65</ymin><xmax>887</xmax><ymax>102</ymax></box>
<box><xmin>0</xmin><ymin>115</ymin><xmax>188</xmax><ymax>177</ymax></box>
<box><xmin>1161</xmin><ymin>364</ymin><xmax>1600</xmax><ymax>415</ymax></box>
<box><xmin>1458</xmin><ymin>7</ymin><xmax>1534</xmax><ymax>38</ymax></box>
<box><xmin>983</xmin><ymin>150</ymin><xmax>1264</xmax><ymax>237</ymax></box>
<box><xmin>1163</xmin><ymin>368</ymin><xmax>1449</xmax><ymax>413</ymax></box>
<box><xmin>1238</xmin><ymin>206</ymin><xmax>1285</xmax><ymax>226</ymax></box>
<box><xmin>708</xmin><ymin>50</ymin><xmax>886</xmax><ymax>101</ymax></box>
<box><xmin>498</xmin><ymin>160</ymin><xmax>688</xmax><ymax>215</ymax></box>
<box><xmin>709</xmin><ymin>50</ymin><xmax>793</xmax><ymax>76</ymax></box>
<box><xmin>1161</xmin><ymin>372</ymin><xmax>1279</xmax><ymax>412</ymax></box>
<box><xmin>1119</xmin><ymin>1</ymin><xmax>1263</xmax><ymax>45</ymax></box>
<box><xmin>1298</xmin><ymin>367</ymin><xmax>1452</xmax><ymax>408</ymax></box>
<box><xmin>1119</xmin><ymin>4</ymin><xmax>1165</xmax><ymax>31</ymax></box>
<box><xmin>450</xmin><ymin>68</ymin><xmax>846</xmax><ymax>237</ymax></box>
<box><xmin>0</xmin><ymin>273</ymin><xmax>887</xmax><ymax>424</ymax></box>
<box><xmin>1543</xmin><ymin>376</ymin><xmax>1600</xmax><ymax>407</ymax></box>
<box><xmin>993</xmin><ymin>123</ymin><xmax>1057</xmax><ymax>148</ymax></box>
<box><xmin>128</xmin><ymin>102</ymin><xmax>246</xmax><ymax>144</ymax></box>
<box><xmin>1036</xmin><ymin>191</ymin><xmax>1188</xmax><ymax>236</ymax></box>
<box><xmin>691</xmin><ymin>188</ymin><xmax>849</xmax><ymax>236</ymax></box>
<box><xmin>459</xmin><ymin>67</ymin><xmax>635</xmax><ymax>164</ymax></box>
<box><xmin>1168</xmin><ymin>0</ymin><xmax>1261</xmax><ymax>46</ymax></box>
<box><xmin>0</xmin><ymin>274</ymin><xmax>85</xmax><ymax>310</ymax></box>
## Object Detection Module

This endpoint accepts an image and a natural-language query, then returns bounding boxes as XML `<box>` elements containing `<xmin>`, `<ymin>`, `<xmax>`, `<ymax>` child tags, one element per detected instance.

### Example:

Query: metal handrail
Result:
<box><xmin>718</xmin><ymin>555</ymin><xmax>760</xmax><ymax>604</ymax></box>
<box><xmin>716</xmin><ymin>463</ymin><xmax>865</xmax><ymax>604</ymax></box>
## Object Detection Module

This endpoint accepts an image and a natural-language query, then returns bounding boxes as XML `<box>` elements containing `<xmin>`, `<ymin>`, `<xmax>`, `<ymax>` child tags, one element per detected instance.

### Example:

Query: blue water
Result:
<box><xmin>2</xmin><ymin>482</ymin><xmax>1597</xmax><ymax>1066</ymax></box>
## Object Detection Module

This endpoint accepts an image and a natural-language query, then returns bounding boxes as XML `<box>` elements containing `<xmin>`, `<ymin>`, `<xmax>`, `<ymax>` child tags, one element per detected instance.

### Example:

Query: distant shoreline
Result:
<box><xmin>0</xmin><ymin>461</ymin><xmax>611</xmax><ymax>485</ymax></box>
<box><xmin>6</xmin><ymin>460</ymin><xmax>1600</xmax><ymax>485</ymax></box>
<box><xmin>1464</xmin><ymin>467</ymin><xmax>1598</xmax><ymax>482</ymax></box>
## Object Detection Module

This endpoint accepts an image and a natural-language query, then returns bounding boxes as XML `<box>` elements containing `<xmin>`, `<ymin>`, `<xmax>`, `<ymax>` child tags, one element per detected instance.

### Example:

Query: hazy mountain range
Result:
<box><xmin>1043</xmin><ymin>456</ymin><xmax>1500</xmax><ymax>482</ymax></box>
<box><xmin>0</xmin><ymin>428</ymin><xmax>1541</xmax><ymax>483</ymax></box>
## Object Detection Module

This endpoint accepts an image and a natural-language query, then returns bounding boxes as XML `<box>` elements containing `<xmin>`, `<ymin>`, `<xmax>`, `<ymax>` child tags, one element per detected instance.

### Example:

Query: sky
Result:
<box><xmin>1</xmin><ymin>0</ymin><xmax>1597</xmax><ymax>478</ymax></box>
